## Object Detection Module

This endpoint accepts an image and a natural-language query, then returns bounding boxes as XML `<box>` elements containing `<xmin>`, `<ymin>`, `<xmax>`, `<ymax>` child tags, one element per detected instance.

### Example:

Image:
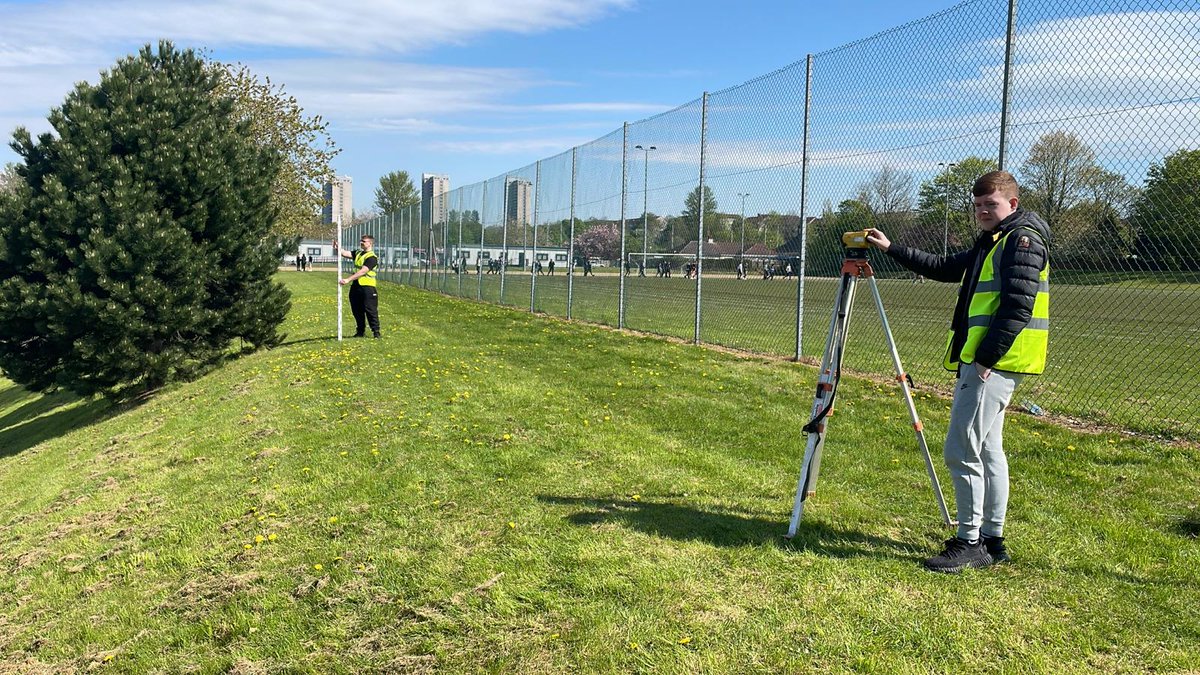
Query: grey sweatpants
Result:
<box><xmin>944</xmin><ymin>365</ymin><xmax>1023</xmax><ymax>541</ymax></box>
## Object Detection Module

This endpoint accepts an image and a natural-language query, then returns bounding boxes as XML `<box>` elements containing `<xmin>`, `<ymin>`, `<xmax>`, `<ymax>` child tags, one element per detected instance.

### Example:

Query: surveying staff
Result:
<box><xmin>865</xmin><ymin>170</ymin><xmax>1050</xmax><ymax>573</ymax></box>
<box><xmin>334</xmin><ymin>234</ymin><xmax>381</xmax><ymax>339</ymax></box>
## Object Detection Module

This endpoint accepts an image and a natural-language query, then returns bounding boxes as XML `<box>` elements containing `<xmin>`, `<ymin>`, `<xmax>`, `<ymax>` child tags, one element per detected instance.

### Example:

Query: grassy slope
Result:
<box><xmin>1</xmin><ymin>271</ymin><xmax>1197</xmax><ymax>673</ymax></box>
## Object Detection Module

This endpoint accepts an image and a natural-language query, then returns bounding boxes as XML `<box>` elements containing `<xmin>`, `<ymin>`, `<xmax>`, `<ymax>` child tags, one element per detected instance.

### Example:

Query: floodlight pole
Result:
<box><xmin>635</xmin><ymin>144</ymin><xmax>656</xmax><ymax>270</ymax></box>
<box><xmin>939</xmin><ymin>162</ymin><xmax>956</xmax><ymax>257</ymax></box>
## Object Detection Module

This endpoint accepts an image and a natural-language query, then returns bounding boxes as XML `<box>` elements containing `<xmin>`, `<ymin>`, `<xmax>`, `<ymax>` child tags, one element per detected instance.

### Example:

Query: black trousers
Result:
<box><xmin>349</xmin><ymin>284</ymin><xmax>380</xmax><ymax>336</ymax></box>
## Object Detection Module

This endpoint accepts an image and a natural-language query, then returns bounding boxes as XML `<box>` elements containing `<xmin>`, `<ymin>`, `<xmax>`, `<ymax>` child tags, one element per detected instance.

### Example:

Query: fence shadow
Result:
<box><xmin>537</xmin><ymin>494</ymin><xmax>917</xmax><ymax>561</ymax></box>
<box><xmin>277</xmin><ymin>335</ymin><xmax>341</xmax><ymax>348</ymax></box>
<box><xmin>0</xmin><ymin>388</ymin><xmax>115</xmax><ymax>458</ymax></box>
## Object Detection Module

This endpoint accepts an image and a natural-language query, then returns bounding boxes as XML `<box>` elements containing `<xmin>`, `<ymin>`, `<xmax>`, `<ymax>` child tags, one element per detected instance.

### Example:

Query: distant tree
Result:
<box><xmin>681</xmin><ymin>185</ymin><xmax>719</xmax><ymax>243</ymax></box>
<box><xmin>212</xmin><ymin>61</ymin><xmax>338</xmax><ymax>240</ymax></box>
<box><xmin>1021</xmin><ymin>131</ymin><xmax>1138</xmax><ymax>267</ymax></box>
<box><xmin>757</xmin><ymin>211</ymin><xmax>792</xmax><ymax>249</ymax></box>
<box><xmin>1019</xmin><ymin>131</ymin><xmax>1099</xmax><ymax>230</ymax></box>
<box><xmin>917</xmin><ymin>156</ymin><xmax>998</xmax><ymax>251</ymax></box>
<box><xmin>374</xmin><ymin>171</ymin><xmax>420</xmax><ymax>215</ymax></box>
<box><xmin>1130</xmin><ymin>149</ymin><xmax>1200</xmax><ymax>271</ymax></box>
<box><xmin>857</xmin><ymin>166</ymin><xmax>914</xmax><ymax>219</ymax></box>
<box><xmin>575</xmin><ymin>221</ymin><xmax>621</xmax><ymax>260</ymax></box>
<box><xmin>0</xmin><ymin>42</ymin><xmax>289</xmax><ymax>399</ymax></box>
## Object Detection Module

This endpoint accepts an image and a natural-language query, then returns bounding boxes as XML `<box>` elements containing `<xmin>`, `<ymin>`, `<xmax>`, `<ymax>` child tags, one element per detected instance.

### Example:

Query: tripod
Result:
<box><xmin>786</xmin><ymin>244</ymin><xmax>953</xmax><ymax>538</ymax></box>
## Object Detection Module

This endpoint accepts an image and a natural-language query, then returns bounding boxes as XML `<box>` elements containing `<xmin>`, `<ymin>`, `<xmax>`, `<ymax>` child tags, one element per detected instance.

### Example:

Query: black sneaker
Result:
<box><xmin>981</xmin><ymin>534</ymin><xmax>1010</xmax><ymax>564</ymax></box>
<box><xmin>352</xmin><ymin>332</ymin><xmax>366</xmax><ymax>338</ymax></box>
<box><xmin>924</xmin><ymin>537</ymin><xmax>993</xmax><ymax>573</ymax></box>
<box><xmin>372</xmin><ymin>333</ymin><xmax>382</xmax><ymax>339</ymax></box>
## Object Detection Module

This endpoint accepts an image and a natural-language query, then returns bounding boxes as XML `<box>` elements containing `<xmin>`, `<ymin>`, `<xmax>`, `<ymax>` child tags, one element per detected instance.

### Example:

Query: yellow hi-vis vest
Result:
<box><xmin>353</xmin><ymin>249</ymin><xmax>378</xmax><ymax>287</ymax></box>
<box><xmin>944</xmin><ymin>228</ymin><xmax>1049</xmax><ymax>374</ymax></box>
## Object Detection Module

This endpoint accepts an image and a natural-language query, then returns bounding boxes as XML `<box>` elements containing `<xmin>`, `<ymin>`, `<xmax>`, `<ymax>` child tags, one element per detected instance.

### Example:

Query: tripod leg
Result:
<box><xmin>867</xmin><ymin>277</ymin><xmax>954</xmax><ymax>527</ymax></box>
<box><xmin>806</xmin><ymin>275</ymin><xmax>857</xmax><ymax>492</ymax></box>
<box><xmin>787</xmin><ymin>274</ymin><xmax>856</xmax><ymax>537</ymax></box>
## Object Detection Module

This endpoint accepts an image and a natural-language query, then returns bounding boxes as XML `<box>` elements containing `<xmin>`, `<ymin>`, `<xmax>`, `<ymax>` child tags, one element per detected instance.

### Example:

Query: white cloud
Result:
<box><xmin>0</xmin><ymin>0</ymin><xmax>634</xmax><ymax>58</ymax></box>
<box><xmin>428</xmin><ymin>137</ymin><xmax>597</xmax><ymax>155</ymax></box>
<box><xmin>949</xmin><ymin>11</ymin><xmax>1200</xmax><ymax>108</ymax></box>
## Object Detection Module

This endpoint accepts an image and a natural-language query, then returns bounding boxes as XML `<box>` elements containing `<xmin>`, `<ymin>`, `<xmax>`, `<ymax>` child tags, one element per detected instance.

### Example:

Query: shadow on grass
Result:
<box><xmin>277</xmin><ymin>335</ymin><xmax>341</xmax><ymax>348</ymax></box>
<box><xmin>0</xmin><ymin>391</ymin><xmax>117</xmax><ymax>459</ymax></box>
<box><xmin>1172</xmin><ymin>508</ymin><xmax>1200</xmax><ymax>539</ymax></box>
<box><xmin>538</xmin><ymin>494</ymin><xmax>915</xmax><ymax>561</ymax></box>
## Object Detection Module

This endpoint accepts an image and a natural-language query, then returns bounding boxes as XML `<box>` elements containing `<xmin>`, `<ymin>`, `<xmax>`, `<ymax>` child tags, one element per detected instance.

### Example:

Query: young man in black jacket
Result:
<box><xmin>866</xmin><ymin>170</ymin><xmax>1050</xmax><ymax>573</ymax></box>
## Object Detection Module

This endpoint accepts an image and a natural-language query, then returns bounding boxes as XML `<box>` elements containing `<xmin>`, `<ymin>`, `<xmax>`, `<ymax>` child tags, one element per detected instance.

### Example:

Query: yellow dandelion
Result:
<box><xmin>328</xmin><ymin>516</ymin><xmax>338</xmax><ymax>524</ymax></box>
<box><xmin>679</xmin><ymin>636</ymin><xmax>693</xmax><ymax>645</ymax></box>
<box><xmin>243</xmin><ymin>543</ymin><xmax>253</xmax><ymax>550</ymax></box>
<box><xmin>1067</xmin><ymin>445</ymin><xmax>1076</xmax><ymax>451</ymax></box>
<box><xmin>255</xmin><ymin>535</ymin><xmax>265</xmax><ymax>543</ymax></box>
<box><xmin>503</xmin><ymin>433</ymin><xmax>512</xmax><ymax>441</ymax></box>
<box><xmin>508</xmin><ymin>521</ymin><xmax>516</xmax><ymax>528</ymax></box>
<box><xmin>314</xmin><ymin>563</ymin><xmax>323</xmax><ymax>571</ymax></box>
<box><xmin>268</xmin><ymin>533</ymin><xmax>278</xmax><ymax>541</ymax></box>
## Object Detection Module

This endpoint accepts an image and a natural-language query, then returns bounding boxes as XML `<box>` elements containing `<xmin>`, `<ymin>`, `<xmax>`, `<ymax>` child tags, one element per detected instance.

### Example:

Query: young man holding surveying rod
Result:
<box><xmin>865</xmin><ymin>170</ymin><xmax>1050</xmax><ymax>573</ymax></box>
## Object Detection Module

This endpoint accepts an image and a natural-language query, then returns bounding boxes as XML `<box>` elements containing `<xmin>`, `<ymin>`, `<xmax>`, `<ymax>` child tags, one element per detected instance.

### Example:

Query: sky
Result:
<box><xmin>0</xmin><ymin>0</ymin><xmax>963</xmax><ymax>215</ymax></box>
<box><xmin>1</xmin><ymin>0</ymin><xmax>1196</xmax><ymax>220</ymax></box>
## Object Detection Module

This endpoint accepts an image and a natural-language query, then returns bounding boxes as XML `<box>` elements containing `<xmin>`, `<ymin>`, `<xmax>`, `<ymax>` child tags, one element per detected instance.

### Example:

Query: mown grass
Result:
<box><xmin>1</xmin><ymin>271</ymin><xmax>1198</xmax><ymax>673</ymax></box>
<box><xmin>415</xmin><ymin>267</ymin><xmax>1200</xmax><ymax>440</ymax></box>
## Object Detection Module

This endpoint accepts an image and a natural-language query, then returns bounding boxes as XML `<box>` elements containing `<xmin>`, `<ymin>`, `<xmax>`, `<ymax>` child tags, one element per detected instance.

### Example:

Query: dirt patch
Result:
<box><xmin>157</xmin><ymin>572</ymin><xmax>263</xmax><ymax>618</ymax></box>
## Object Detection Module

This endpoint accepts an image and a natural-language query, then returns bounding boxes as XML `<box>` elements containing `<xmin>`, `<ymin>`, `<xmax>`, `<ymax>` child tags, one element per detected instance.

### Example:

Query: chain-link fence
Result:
<box><xmin>356</xmin><ymin>0</ymin><xmax>1200</xmax><ymax>440</ymax></box>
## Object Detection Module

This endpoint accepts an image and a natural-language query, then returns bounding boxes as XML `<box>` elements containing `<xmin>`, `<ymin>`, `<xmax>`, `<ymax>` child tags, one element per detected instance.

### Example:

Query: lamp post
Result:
<box><xmin>737</xmin><ymin>192</ymin><xmax>750</xmax><ymax>262</ymax></box>
<box><xmin>939</xmin><ymin>162</ymin><xmax>956</xmax><ymax>256</ymax></box>
<box><xmin>634</xmin><ymin>144</ymin><xmax>656</xmax><ymax>271</ymax></box>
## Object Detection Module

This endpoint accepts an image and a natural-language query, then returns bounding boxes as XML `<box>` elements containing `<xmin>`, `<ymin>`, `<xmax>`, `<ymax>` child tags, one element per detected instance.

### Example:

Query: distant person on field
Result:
<box><xmin>334</xmin><ymin>234</ymin><xmax>382</xmax><ymax>339</ymax></box>
<box><xmin>866</xmin><ymin>170</ymin><xmax>1050</xmax><ymax>573</ymax></box>
<box><xmin>548</xmin><ymin>259</ymin><xmax>555</xmax><ymax>275</ymax></box>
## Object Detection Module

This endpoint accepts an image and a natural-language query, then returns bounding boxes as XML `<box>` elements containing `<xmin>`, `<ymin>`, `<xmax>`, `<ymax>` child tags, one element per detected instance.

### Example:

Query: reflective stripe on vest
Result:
<box><xmin>943</xmin><ymin>228</ymin><xmax>1050</xmax><ymax>374</ymax></box>
<box><xmin>354</xmin><ymin>250</ymin><xmax>378</xmax><ymax>287</ymax></box>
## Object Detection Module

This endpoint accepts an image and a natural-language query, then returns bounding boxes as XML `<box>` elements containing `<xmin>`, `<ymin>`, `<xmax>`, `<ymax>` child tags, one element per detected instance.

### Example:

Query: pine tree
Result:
<box><xmin>0</xmin><ymin>42</ymin><xmax>290</xmax><ymax>398</ymax></box>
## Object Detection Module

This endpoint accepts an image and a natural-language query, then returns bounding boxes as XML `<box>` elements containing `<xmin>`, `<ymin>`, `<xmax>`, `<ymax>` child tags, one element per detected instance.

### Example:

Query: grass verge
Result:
<box><xmin>1</xmin><ymin>272</ymin><xmax>1198</xmax><ymax>673</ymax></box>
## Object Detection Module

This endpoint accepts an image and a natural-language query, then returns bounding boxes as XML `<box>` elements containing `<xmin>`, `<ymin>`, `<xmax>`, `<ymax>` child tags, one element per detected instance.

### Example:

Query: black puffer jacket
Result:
<box><xmin>886</xmin><ymin>208</ymin><xmax>1050</xmax><ymax>370</ymax></box>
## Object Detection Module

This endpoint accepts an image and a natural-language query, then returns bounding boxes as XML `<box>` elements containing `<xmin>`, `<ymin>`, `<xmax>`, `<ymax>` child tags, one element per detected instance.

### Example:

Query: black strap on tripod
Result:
<box><xmin>802</xmin><ymin>274</ymin><xmax>853</xmax><ymax>435</ymax></box>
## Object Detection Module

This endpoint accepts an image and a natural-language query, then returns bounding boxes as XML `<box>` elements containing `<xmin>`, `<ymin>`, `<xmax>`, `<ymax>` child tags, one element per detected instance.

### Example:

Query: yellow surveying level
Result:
<box><xmin>786</xmin><ymin>233</ymin><xmax>954</xmax><ymax>537</ymax></box>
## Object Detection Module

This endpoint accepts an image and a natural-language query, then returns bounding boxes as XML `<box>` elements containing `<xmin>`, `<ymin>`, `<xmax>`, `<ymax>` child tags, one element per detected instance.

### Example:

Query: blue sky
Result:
<box><xmin>2</xmin><ymin>0</ymin><xmax>1196</xmax><ymax>220</ymax></box>
<box><xmin>0</xmin><ymin>0</ymin><xmax>962</xmax><ymax>214</ymax></box>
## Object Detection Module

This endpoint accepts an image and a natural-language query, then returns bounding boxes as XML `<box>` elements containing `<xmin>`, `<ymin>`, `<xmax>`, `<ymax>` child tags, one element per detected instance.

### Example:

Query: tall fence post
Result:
<box><xmin>478</xmin><ymin>182</ymin><xmax>487</xmax><ymax>300</ymax></box>
<box><xmin>455</xmin><ymin>192</ymin><xmax>464</xmax><ymax>296</ymax></box>
<box><xmin>500</xmin><ymin>177</ymin><xmax>509</xmax><ymax>304</ymax></box>
<box><xmin>693</xmin><ymin>92</ymin><xmax>709</xmax><ymax>345</ymax></box>
<box><xmin>408</xmin><ymin>207</ymin><xmax>415</xmax><ymax>287</ymax></box>
<box><xmin>567</xmin><ymin>147</ymin><xmax>577</xmax><ymax>319</ymax></box>
<box><xmin>442</xmin><ymin>191</ymin><xmax>450</xmax><ymax>291</ymax></box>
<box><xmin>998</xmin><ymin>0</ymin><xmax>1018</xmax><ymax>170</ymax></box>
<box><xmin>427</xmin><ymin>201</ymin><xmax>434</xmax><ymax>289</ymax></box>
<box><xmin>531</xmin><ymin>160</ymin><xmax>541</xmax><ymax>312</ymax></box>
<box><xmin>795</xmin><ymin>54</ymin><xmax>814</xmax><ymax>361</ymax></box>
<box><xmin>618</xmin><ymin>122</ymin><xmax>629</xmax><ymax>329</ymax></box>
